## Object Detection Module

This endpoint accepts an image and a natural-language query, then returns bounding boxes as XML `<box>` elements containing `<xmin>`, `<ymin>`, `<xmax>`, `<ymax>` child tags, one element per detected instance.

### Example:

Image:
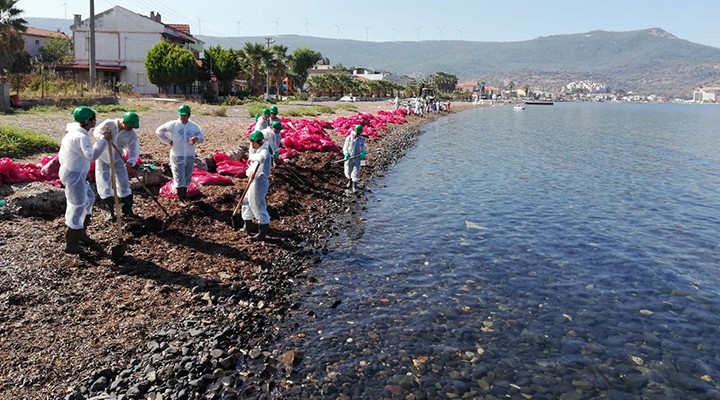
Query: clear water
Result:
<box><xmin>276</xmin><ymin>103</ymin><xmax>720</xmax><ymax>399</ymax></box>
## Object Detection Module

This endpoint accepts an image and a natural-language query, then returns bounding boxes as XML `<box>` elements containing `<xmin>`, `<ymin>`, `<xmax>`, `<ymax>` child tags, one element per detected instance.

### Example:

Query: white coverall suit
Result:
<box><xmin>254</xmin><ymin>116</ymin><xmax>269</xmax><ymax>132</ymax></box>
<box><xmin>94</xmin><ymin>119</ymin><xmax>139</xmax><ymax>200</ymax></box>
<box><xmin>155</xmin><ymin>119</ymin><xmax>205</xmax><ymax>188</ymax></box>
<box><xmin>241</xmin><ymin>143</ymin><xmax>272</xmax><ymax>224</ymax></box>
<box><xmin>261</xmin><ymin>126</ymin><xmax>281</xmax><ymax>161</ymax></box>
<box><xmin>343</xmin><ymin>132</ymin><xmax>366</xmax><ymax>183</ymax></box>
<box><xmin>58</xmin><ymin>122</ymin><xmax>108</xmax><ymax>229</ymax></box>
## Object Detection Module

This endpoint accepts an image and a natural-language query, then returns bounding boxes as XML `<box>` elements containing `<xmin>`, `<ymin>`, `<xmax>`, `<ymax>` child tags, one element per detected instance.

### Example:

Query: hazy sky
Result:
<box><xmin>18</xmin><ymin>0</ymin><xmax>720</xmax><ymax>48</ymax></box>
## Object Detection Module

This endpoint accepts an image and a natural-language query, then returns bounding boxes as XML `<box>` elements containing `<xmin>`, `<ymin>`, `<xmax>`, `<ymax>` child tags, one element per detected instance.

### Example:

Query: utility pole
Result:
<box><xmin>89</xmin><ymin>0</ymin><xmax>96</xmax><ymax>88</ymax></box>
<box><xmin>264</xmin><ymin>37</ymin><xmax>275</xmax><ymax>99</ymax></box>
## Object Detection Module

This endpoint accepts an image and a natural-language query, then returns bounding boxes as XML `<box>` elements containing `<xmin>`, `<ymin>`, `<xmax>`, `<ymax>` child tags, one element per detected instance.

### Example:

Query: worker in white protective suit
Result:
<box><xmin>238</xmin><ymin>130</ymin><xmax>272</xmax><ymax>240</ymax></box>
<box><xmin>155</xmin><ymin>104</ymin><xmax>205</xmax><ymax>205</ymax></box>
<box><xmin>59</xmin><ymin>106</ymin><xmax>113</xmax><ymax>254</ymax></box>
<box><xmin>261</xmin><ymin>120</ymin><xmax>283</xmax><ymax>164</ymax></box>
<box><xmin>94</xmin><ymin>112</ymin><xmax>140</xmax><ymax>221</ymax></box>
<box><xmin>342</xmin><ymin>124</ymin><xmax>367</xmax><ymax>192</ymax></box>
<box><xmin>254</xmin><ymin>107</ymin><xmax>271</xmax><ymax>132</ymax></box>
<box><xmin>268</xmin><ymin>105</ymin><xmax>280</xmax><ymax>125</ymax></box>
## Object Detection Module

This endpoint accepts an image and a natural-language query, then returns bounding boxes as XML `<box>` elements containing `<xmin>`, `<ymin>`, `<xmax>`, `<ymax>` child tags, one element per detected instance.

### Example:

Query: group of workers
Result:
<box><xmin>58</xmin><ymin>104</ymin><xmax>369</xmax><ymax>255</ymax></box>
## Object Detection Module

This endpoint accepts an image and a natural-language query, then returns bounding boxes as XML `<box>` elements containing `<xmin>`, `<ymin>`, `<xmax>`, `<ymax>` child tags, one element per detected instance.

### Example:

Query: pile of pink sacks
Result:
<box><xmin>1</xmin><ymin>109</ymin><xmax>408</xmax><ymax>193</ymax></box>
<box><xmin>0</xmin><ymin>156</ymin><xmax>62</xmax><ymax>188</ymax></box>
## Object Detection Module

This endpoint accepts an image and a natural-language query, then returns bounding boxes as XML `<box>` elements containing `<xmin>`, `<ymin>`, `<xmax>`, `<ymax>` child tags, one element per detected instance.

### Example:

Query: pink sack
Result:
<box><xmin>192</xmin><ymin>169</ymin><xmax>233</xmax><ymax>186</ymax></box>
<box><xmin>159</xmin><ymin>181</ymin><xmax>201</xmax><ymax>199</ymax></box>
<box><xmin>39</xmin><ymin>154</ymin><xmax>60</xmax><ymax>180</ymax></box>
<box><xmin>213</xmin><ymin>152</ymin><xmax>249</xmax><ymax>178</ymax></box>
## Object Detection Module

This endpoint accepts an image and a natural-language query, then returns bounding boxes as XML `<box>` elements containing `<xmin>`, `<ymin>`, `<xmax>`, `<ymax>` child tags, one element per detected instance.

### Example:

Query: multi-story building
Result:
<box><xmin>60</xmin><ymin>6</ymin><xmax>204</xmax><ymax>94</ymax></box>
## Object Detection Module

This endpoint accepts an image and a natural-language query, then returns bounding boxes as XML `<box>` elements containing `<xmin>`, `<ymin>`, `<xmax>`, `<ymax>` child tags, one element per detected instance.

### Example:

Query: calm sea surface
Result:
<box><xmin>274</xmin><ymin>103</ymin><xmax>720</xmax><ymax>399</ymax></box>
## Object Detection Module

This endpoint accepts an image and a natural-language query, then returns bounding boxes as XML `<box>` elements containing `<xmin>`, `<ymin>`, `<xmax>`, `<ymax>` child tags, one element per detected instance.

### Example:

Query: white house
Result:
<box><xmin>63</xmin><ymin>6</ymin><xmax>204</xmax><ymax>94</ymax></box>
<box><xmin>352</xmin><ymin>67</ymin><xmax>385</xmax><ymax>81</ymax></box>
<box><xmin>23</xmin><ymin>27</ymin><xmax>69</xmax><ymax>58</ymax></box>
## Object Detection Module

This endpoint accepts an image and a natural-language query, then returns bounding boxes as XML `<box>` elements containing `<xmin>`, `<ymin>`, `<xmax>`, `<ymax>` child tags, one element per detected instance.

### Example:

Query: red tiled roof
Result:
<box><xmin>167</xmin><ymin>24</ymin><xmax>190</xmax><ymax>34</ymax></box>
<box><xmin>456</xmin><ymin>81</ymin><xmax>479</xmax><ymax>88</ymax></box>
<box><xmin>25</xmin><ymin>27</ymin><xmax>68</xmax><ymax>39</ymax></box>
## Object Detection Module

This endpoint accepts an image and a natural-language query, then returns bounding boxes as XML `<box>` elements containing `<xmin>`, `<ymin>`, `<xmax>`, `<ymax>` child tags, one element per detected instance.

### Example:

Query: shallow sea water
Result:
<box><xmin>274</xmin><ymin>103</ymin><xmax>720</xmax><ymax>399</ymax></box>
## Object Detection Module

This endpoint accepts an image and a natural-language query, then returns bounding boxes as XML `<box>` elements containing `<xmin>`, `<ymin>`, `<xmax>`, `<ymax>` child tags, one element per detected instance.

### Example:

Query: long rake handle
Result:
<box><xmin>232</xmin><ymin>162</ymin><xmax>260</xmax><ymax>217</ymax></box>
<box><xmin>109</xmin><ymin>141</ymin><xmax>172</xmax><ymax>219</ymax></box>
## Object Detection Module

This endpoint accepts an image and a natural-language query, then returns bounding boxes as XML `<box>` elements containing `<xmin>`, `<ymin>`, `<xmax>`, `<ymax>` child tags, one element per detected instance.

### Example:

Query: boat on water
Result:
<box><xmin>524</xmin><ymin>100</ymin><xmax>554</xmax><ymax>105</ymax></box>
<box><xmin>513</xmin><ymin>104</ymin><xmax>526</xmax><ymax>111</ymax></box>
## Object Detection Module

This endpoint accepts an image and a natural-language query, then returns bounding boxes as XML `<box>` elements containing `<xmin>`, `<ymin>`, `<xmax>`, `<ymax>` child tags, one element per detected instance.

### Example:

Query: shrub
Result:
<box><xmin>246</xmin><ymin>102</ymin><xmax>268</xmax><ymax>118</ymax></box>
<box><xmin>116</xmin><ymin>82</ymin><xmax>134</xmax><ymax>94</ymax></box>
<box><xmin>212</xmin><ymin>106</ymin><xmax>228</xmax><ymax>117</ymax></box>
<box><xmin>221</xmin><ymin>96</ymin><xmax>243</xmax><ymax>106</ymax></box>
<box><xmin>0</xmin><ymin>125</ymin><xmax>59</xmax><ymax>158</ymax></box>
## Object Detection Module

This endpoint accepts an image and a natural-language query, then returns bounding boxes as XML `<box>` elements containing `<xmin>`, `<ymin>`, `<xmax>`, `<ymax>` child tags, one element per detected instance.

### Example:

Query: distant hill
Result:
<box><xmin>198</xmin><ymin>28</ymin><xmax>720</xmax><ymax>98</ymax></box>
<box><xmin>24</xmin><ymin>18</ymin><xmax>720</xmax><ymax>97</ymax></box>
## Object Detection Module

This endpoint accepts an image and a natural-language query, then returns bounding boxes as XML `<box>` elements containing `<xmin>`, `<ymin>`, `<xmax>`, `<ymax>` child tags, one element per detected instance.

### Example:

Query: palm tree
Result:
<box><xmin>0</xmin><ymin>0</ymin><xmax>27</xmax><ymax>70</ymax></box>
<box><xmin>238</xmin><ymin>42</ymin><xmax>271</xmax><ymax>96</ymax></box>
<box><xmin>269</xmin><ymin>44</ymin><xmax>289</xmax><ymax>96</ymax></box>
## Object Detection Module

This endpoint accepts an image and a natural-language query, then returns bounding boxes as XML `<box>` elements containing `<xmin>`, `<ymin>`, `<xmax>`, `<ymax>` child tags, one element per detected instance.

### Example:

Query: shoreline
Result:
<box><xmin>0</xmin><ymin>102</ymin><xmax>470</xmax><ymax>399</ymax></box>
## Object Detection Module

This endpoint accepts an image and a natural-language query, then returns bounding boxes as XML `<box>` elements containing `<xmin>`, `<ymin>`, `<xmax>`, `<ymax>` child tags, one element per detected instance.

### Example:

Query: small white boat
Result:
<box><xmin>513</xmin><ymin>103</ymin><xmax>526</xmax><ymax>111</ymax></box>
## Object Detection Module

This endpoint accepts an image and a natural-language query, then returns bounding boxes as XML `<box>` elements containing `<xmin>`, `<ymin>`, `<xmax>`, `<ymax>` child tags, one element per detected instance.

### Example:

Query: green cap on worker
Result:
<box><xmin>354</xmin><ymin>124</ymin><xmax>363</xmax><ymax>134</ymax></box>
<box><xmin>178</xmin><ymin>104</ymin><xmax>191</xmax><ymax>116</ymax></box>
<box><xmin>271</xmin><ymin>121</ymin><xmax>282</xmax><ymax>130</ymax></box>
<box><xmin>249</xmin><ymin>130</ymin><xmax>264</xmax><ymax>141</ymax></box>
<box><xmin>262</xmin><ymin>107</ymin><xmax>271</xmax><ymax>116</ymax></box>
<box><xmin>72</xmin><ymin>106</ymin><xmax>96</xmax><ymax>123</ymax></box>
<box><xmin>123</xmin><ymin>111</ymin><xmax>140</xmax><ymax>129</ymax></box>
<box><xmin>269</xmin><ymin>105</ymin><xmax>279</xmax><ymax>115</ymax></box>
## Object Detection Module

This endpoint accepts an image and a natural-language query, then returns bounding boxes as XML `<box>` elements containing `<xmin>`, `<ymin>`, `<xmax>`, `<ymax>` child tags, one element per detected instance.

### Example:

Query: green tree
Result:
<box><xmin>0</xmin><ymin>0</ymin><xmax>27</xmax><ymax>70</ymax></box>
<box><xmin>433</xmin><ymin>71</ymin><xmax>459</xmax><ymax>93</ymax></box>
<box><xmin>39</xmin><ymin>36</ymin><xmax>73</xmax><ymax>65</ymax></box>
<box><xmin>238</xmin><ymin>42</ymin><xmax>270</xmax><ymax>96</ymax></box>
<box><xmin>203</xmin><ymin>45</ymin><xmax>240</xmax><ymax>96</ymax></box>
<box><xmin>289</xmin><ymin>48</ymin><xmax>322</xmax><ymax>93</ymax></box>
<box><xmin>145</xmin><ymin>40</ymin><xmax>175</xmax><ymax>93</ymax></box>
<box><xmin>168</xmin><ymin>45</ymin><xmax>199</xmax><ymax>94</ymax></box>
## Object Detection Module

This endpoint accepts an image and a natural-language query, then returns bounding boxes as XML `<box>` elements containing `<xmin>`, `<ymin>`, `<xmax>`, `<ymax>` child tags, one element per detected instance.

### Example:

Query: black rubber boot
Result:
<box><xmin>121</xmin><ymin>194</ymin><xmax>135</xmax><ymax>218</ymax></box>
<box><xmin>177</xmin><ymin>187</ymin><xmax>187</xmax><ymax>205</ymax></box>
<box><xmin>240</xmin><ymin>220</ymin><xmax>257</xmax><ymax>235</ymax></box>
<box><xmin>251</xmin><ymin>224</ymin><xmax>269</xmax><ymax>241</ymax></box>
<box><xmin>78</xmin><ymin>215</ymin><xmax>96</xmax><ymax>245</ymax></box>
<box><xmin>64</xmin><ymin>228</ymin><xmax>84</xmax><ymax>254</ymax></box>
<box><xmin>103</xmin><ymin>197</ymin><xmax>116</xmax><ymax>222</ymax></box>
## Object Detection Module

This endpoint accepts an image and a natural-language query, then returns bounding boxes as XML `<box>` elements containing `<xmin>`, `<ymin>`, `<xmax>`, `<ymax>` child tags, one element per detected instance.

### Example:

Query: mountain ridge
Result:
<box><xmin>25</xmin><ymin>18</ymin><xmax>720</xmax><ymax>97</ymax></box>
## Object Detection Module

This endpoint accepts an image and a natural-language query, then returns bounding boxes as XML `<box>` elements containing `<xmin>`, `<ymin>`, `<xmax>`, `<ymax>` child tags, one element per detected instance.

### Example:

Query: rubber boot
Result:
<box><xmin>346</xmin><ymin>179</ymin><xmax>352</xmax><ymax>188</ymax></box>
<box><xmin>64</xmin><ymin>228</ymin><xmax>84</xmax><ymax>254</ymax></box>
<box><xmin>251</xmin><ymin>224</ymin><xmax>269</xmax><ymax>241</ymax></box>
<box><xmin>78</xmin><ymin>215</ymin><xmax>96</xmax><ymax>246</ymax></box>
<box><xmin>350</xmin><ymin>181</ymin><xmax>357</xmax><ymax>192</ymax></box>
<box><xmin>103</xmin><ymin>197</ymin><xmax>116</xmax><ymax>222</ymax></box>
<box><xmin>121</xmin><ymin>194</ymin><xmax>135</xmax><ymax>218</ymax></box>
<box><xmin>177</xmin><ymin>187</ymin><xmax>187</xmax><ymax>205</ymax></box>
<box><xmin>240</xmin><ymin>220</ymin><xmax>257</xmax><ymax>235</ymax></box>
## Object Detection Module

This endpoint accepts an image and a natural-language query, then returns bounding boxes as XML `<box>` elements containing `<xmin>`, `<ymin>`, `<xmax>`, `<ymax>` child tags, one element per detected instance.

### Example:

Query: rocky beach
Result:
<box><xmin>0</xmin><ymin>99</ymin><xmax>471</xmax><ymax>399</ymax></box>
